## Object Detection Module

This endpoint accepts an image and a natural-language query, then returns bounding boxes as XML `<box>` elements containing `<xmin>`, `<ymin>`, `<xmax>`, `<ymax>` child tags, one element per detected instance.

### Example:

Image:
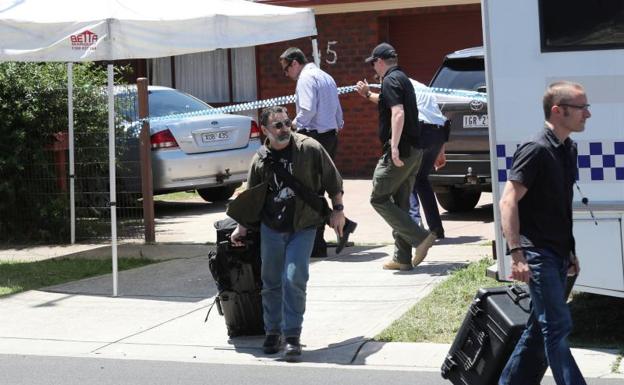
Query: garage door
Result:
<box><xmin>388</xmin><ymin>9</ymin><xmax>483</xmax><ymax>84</ymax></box>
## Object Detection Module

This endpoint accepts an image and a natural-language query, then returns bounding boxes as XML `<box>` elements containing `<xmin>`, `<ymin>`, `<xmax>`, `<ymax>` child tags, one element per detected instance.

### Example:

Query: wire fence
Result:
<box><xmin>0</xmin><ymin>85</ymin><xmax>144</xmax><ymax>244</ymax></box>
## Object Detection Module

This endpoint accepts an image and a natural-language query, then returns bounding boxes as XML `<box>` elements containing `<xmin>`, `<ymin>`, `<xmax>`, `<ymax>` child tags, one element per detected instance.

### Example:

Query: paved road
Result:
<box><xmin>2</xmin><ymin>355</ymin><xmax>621</xmax><ymax>385</ymax></box>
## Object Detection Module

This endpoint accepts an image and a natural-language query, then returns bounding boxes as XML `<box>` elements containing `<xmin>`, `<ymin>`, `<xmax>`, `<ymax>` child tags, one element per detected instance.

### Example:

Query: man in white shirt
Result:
<box><xmin>408</xmin><ymin>78</ymin><xmax>448</xmax><ymax>239</ymax></box>
<box><xmin>280</xmin><ymin>47</ymin><xmax>355</xmax><ymax>258</ymax></box>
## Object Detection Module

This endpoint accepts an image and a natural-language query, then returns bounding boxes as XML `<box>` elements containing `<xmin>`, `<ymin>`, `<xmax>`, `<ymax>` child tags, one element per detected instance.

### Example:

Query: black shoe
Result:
<box><xmin>283</xmin><ymin>336</ymin><xmax>302</xmax><ymax>361</ymax></box>
<box><xmin>263</xmin><ymin>334</ymin><xmax>282</xmax><ymax>354</ymax></box>
<box><xmin>430</xmin><ymin>227</ymin><xmax>445</xmax><ymax>239</ymax></box>
<box><xmin>336</xmin><ymin>219</ymin><xmax>357</xmax><ymax>254</ymax></box>
<box><xmin>310</xmin><ymin>249</ymin><xmax>328</xmax><ymax>258</ymax></box>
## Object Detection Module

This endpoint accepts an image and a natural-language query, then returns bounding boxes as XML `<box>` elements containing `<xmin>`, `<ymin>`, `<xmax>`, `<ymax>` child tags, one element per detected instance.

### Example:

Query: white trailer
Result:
<box><xmin>482</xmin><ymin>0</ymin><xmax>624</xmax><ymax>297</ymax></box>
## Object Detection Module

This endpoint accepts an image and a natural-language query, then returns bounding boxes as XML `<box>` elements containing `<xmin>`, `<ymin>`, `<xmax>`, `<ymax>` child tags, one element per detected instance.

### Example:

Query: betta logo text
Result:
<box><xmin>70</xmin><ymin>30</ymin><xmax>98</xmax><ymax>50</ymax></box>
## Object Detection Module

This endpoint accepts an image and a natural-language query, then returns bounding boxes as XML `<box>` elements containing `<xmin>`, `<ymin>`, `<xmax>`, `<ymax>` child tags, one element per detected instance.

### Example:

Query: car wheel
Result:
<box><xmin>197</xmin><ymin>184</ymin><xmax>241</xmax><ymax>203</ymax></box>
<box><xmin>436</xmin><ymin>188</ymin><xmax>481</xmax><ymax>212</ymax></box>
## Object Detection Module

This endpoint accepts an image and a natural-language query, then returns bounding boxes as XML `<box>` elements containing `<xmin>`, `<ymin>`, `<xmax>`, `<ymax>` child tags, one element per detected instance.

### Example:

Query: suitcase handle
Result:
<box><xmin>507</xmin><ymin>284</ymin><xmax>530</xmax><ymax>303</ymax></box>
<box><xmin>218</xmin><ymin>239</ymin><xmax>257</xmax><ymax>252</ymax></box>
<box><xmin>507</xmin><ymin>284</ymin><xmax>532</xmax><ymax>312</ymax></box>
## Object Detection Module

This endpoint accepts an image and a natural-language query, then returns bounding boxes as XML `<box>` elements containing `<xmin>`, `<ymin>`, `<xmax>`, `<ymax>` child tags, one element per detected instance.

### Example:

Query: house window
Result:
<box><xmin>540</xmin><ymin>0</ymin><xmax>624</xmax><ymax>52</ymax></box>
<box><xmin>150</xmin><ymin>47</ymin><xmax>257</xmax><ymax>104</ymax></box>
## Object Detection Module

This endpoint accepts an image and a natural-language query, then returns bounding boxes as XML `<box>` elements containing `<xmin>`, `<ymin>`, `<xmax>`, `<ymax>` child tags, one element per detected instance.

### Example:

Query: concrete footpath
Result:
<box><xmin>1</xmin><ymin>244</ymin><xmax>621</xmax><ymax>378</ymax></box>
<box><xmin>0</xmin><ymin>180</ymin><xmax>622</xmax><ymax>379</ymax></box>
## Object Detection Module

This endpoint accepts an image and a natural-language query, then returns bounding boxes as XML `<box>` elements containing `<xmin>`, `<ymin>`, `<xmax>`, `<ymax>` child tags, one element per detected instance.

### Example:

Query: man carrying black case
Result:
<box><xmin>227</xmin><ymin>106</ymin><xmax>350</xmax><ymax>361</ymax></box>
<box><xmin>442</xmin><ymin>274</ymin><xmax>577</xmax><ymax>385</ymax></box>
<box><xmin>496</xmin><ymin>81</ymin><xmax>588</xmax><ymax>385</ymax></box>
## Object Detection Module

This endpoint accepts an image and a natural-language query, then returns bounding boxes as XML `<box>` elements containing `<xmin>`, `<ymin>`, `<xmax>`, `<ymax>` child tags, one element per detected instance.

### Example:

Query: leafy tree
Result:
<box><xmin>0</xmin><ymin>62</ymin><xmax>132</xmax><ymax>243</ymax></box>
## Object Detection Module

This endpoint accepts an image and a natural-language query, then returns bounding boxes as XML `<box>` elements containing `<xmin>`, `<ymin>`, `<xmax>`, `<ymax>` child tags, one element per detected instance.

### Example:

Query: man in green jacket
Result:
<box><xmin>229</xmin><ymin>106</ymin><xmax>347</xmax><ymax>361</ymax></box>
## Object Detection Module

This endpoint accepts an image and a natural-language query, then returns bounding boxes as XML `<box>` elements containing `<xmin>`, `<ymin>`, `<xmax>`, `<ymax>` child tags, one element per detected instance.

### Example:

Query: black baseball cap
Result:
<box><xmin>365</xmin><ymin>42</ymin><xmax>398</xmax><ymax>63</ymax></box>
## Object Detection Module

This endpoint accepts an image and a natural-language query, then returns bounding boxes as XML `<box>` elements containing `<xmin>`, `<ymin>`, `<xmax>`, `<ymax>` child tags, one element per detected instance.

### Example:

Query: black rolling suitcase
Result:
<box><xmin>207</xmin><ymin>218</ymin><xmax>264</xmax><ymax>337</ymax></box>
<box><xmin>441</xmin><ymin>285</ymin><xmax>531</xmax><ymax>385</ymax></box>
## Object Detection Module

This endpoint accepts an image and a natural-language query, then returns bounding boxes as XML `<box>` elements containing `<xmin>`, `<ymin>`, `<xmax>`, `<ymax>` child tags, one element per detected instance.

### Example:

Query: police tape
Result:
<box><xmin>148</xmin><ymin>84</ymin><xmax>486</xmax><ymax>123</ymax></box>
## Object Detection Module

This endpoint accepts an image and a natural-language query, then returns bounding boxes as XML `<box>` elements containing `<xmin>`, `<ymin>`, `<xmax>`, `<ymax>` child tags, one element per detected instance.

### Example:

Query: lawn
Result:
<box><xmin>0</xmin><ymin>258</ymin><xmax>156</xmax><ymax>297</ymax></box>
<box><xmin>376</xmin><ymin>258</ymin><xmax>624</xmax><ymax>350</ymax></box>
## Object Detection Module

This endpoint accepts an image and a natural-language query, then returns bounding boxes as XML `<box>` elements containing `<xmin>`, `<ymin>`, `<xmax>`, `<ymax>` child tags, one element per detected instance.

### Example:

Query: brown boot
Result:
<box><xmin>412</xmin><ymin>232</ymin><xmax>437</xmax><ymax>267</ymax></box>
<box><xmin>382</xmin><ymin>260</ymin><xmax>413</xmax><ymax>271</ymax></box>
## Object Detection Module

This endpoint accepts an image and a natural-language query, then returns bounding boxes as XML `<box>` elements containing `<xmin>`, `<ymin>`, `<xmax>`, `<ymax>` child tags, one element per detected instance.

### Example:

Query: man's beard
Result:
<box><xmin>267</xmin><ymin>130</ymin><xmax>291</xmax><ymax>146</ymax></box>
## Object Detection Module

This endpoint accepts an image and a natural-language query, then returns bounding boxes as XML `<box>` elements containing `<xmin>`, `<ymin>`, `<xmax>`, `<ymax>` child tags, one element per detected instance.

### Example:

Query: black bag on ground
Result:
<box><xmin>441</xmin><ymin>285</ymin><xmax>531</xmax><ymax>385</ymax></box>
<box><xmin>207</xmin><ymin>217</ymin><xmax>264</xmax><ymax>337</ymax></box>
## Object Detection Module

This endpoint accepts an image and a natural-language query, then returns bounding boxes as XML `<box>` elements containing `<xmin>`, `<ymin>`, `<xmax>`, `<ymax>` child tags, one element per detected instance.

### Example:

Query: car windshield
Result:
<box><xmin>430</xmin><ymin>58</ymin><xmax>485</xmax><ymax>92</ymax></box>
<box><xmin>148</xmin><ymin>89</ymin><xmax>212</xmax><ymax>118</ymax></box>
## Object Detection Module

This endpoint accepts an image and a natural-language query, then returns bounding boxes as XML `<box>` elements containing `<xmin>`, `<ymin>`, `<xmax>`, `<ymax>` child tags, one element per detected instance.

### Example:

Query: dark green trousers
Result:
<box><xmin>370</xmin><ymin>147</ymin><xmax>430</xmax><ymax>264</ymax></box>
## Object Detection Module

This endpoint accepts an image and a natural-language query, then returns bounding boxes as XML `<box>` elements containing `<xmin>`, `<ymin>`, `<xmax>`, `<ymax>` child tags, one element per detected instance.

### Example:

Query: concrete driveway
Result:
<box><xmin>153</xmin><ymin>179</ymin><xmax>495</xmax><ymax>246</ymax></box>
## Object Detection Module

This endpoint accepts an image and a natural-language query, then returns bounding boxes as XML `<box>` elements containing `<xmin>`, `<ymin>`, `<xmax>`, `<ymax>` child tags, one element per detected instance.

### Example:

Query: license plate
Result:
<box><xmin>201</xmin><ymin>131</ymin><xmax>229</xmax><ymax>142</ymax></box>
<box><xmin>463</xmin><ymin>114</ymin><xmax>488</xmax><ymax>128</ymax></box>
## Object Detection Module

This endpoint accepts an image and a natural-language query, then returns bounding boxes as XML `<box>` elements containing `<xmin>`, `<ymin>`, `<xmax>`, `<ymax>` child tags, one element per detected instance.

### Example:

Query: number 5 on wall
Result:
<box><xmin>326</xmin><ymin>41</ymin><xmax>338</xmax><ymax>64</ymax></box>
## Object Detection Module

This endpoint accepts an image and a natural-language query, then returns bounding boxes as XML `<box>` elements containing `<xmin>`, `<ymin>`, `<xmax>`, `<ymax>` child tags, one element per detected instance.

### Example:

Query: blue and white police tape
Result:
<box><xmin>147</xmin><ymin>84</ymin><xmax>487</xmax><ymax>123</ymax></box>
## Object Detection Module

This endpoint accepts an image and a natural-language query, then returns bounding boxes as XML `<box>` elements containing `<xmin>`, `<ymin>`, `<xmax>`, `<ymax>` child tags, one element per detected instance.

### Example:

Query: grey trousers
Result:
<box><xmin>370</xmin><ymin>146</ymin><xmax>430</xmax><ymax>264</ymax></box>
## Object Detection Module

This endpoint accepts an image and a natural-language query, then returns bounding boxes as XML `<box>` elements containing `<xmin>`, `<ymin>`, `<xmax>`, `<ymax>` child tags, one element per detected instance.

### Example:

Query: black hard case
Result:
<box><xmin>441</xmin><ymin>285</ymin><xmax>531</xmax><ymax>385</ymax></box>
<box><xmin>209</xmin><ymin>218</ymin><xmax>264</xmax><ymax>337</ymax></box>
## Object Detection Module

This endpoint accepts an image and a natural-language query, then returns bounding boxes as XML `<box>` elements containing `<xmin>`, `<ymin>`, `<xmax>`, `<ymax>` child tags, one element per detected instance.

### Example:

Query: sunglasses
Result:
<box><xmin>270</xmin><ymin>119</ymin><xmax>292</xmax><ymax>130</ymax></box>
<box><xmin>369</xmin><ymin>58</ymin><xmax>379</xmax><ymax>67</ymax></box>
<box><xmin>558</xmin><ymin>103</ymin><xmax>590</xmax><ymax>111</ymax></box>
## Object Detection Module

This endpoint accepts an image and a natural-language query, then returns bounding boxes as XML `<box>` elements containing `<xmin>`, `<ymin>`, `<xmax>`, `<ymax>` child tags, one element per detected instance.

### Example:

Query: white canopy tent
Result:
<box><xmin>0</xmin><ymin>0</ymin><xmax>318</xmax><ymax>296</ymax></box>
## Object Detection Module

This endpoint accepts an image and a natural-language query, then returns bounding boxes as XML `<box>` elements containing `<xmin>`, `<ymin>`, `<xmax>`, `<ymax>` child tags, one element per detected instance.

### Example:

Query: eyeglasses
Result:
<box><xmin>270</xmin><ymin>119</ymin><xmax>292</xmax><ymax>130</ymax></box>
<box><xmin>369</xmin><ymin>58</ymin><xmax>379</xmax><ymax>67</ymax></box>
<box><xmin>558</xmin><ymin>103</ymin><xmax>590</xmax><ymax>111</ymax></box>
<box><xmin>282</xmin><ymin>61</ymin><xmax>293</xmax><ymax>75</ymax></box>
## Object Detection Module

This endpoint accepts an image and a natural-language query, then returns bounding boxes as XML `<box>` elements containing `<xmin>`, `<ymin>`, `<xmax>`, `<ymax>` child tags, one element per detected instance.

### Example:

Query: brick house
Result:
<box><xmin>132</xmin><ymin>0</ymin><xmax>484</xmax><ymax>177</ymax></box>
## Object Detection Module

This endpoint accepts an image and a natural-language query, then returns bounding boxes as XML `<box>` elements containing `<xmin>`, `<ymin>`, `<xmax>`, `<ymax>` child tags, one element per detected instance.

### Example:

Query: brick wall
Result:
<box><xmin>256</xmin><ymin>4</ymin><xmax>481</xmax><ymax>177</ymax></box>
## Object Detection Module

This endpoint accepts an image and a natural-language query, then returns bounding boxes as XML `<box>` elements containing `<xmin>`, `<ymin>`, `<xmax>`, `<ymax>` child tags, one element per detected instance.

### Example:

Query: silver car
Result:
<box><xmin>120</xmin><ymin>86</ymin><xmax>261</xmax><ymax>202</ymax></box>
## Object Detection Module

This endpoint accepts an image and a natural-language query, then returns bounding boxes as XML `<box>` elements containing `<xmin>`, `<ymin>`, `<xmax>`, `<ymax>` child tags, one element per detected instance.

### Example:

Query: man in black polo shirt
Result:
<box><xmin>359</xmin><ymin>42</ymin><xmax>437</xmax><ymax>271</ymax></box>
<box><xmin>498</xmin><ymin>81</ymin><xmax>590</xmax><ymax>385</ymax></box>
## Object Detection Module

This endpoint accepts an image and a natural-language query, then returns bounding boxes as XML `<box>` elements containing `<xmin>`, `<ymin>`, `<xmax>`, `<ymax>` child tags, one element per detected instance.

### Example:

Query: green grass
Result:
<box><xmin>153</xmin><ymin>191</ymin><xmax>199</xmax><ymax>201</ymax></box>
<box><xmin>376</xmin><ymin>258</ymin><xmax>504</xmax><ymax>343</ymax></box>
<box><xmin>376</xmin><ymin>258</ymin><xmax>624</xmax><ymax>349</ymax></box>
<box><xmin>0</xmin><ymin>258</ymin><xmax>156</xmax><ymax>297</ymax></box>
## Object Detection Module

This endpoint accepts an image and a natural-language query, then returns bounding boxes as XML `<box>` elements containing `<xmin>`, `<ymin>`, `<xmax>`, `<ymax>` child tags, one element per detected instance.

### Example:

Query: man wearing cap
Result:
<box><xmin>279</xmin><ymin>47</ymin><xmax>356</xmax><ymax>259</ymax></box>
<box><xmin>229</xmin><ymin>106</ymin><xmax>348</xmax><ymax>361</ymax></box>
<box><xmin>357</xmin><ymin>76</ymin><xmax>449</xmax><ymax>240</ymax></box>
<box><xmin>357</xmin><ymin>42</ymin><xmax>437</xmax><ymax>271</ymax></box>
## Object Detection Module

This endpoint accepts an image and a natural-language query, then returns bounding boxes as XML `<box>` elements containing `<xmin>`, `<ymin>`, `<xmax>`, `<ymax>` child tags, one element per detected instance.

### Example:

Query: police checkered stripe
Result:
<box><xmin>146</xmin><ymin>85</ymin><xmax>487</xmax><ymax>123</ymax></box>
<box><xmin>496</xmin><ymin>141</ymin><xmax>624</xmax><ymax>182</ymax></box>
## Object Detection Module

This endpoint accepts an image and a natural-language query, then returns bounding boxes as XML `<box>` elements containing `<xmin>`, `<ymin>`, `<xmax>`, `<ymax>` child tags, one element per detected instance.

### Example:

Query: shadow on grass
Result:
<box><xmin>569</xmin><ymin>292</ymin><xmax>624</xmax><ymax>349</ymax></box>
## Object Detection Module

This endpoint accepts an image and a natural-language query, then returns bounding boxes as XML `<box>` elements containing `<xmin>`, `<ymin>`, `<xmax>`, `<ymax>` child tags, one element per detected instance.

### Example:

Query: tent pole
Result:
<box><xmin>108</xmin><ymin>64</ymin><xmax>118</xmax><ymax>297</ymax></box>
<box><xmin>67</xmin><ymin>63</ymin><xmax>76</xmax><ymax>244</ymax></box>
<box><xmin>311</xmin><ymin>38</ymin><xmax>320</xmax><ymax>68</ymax></box>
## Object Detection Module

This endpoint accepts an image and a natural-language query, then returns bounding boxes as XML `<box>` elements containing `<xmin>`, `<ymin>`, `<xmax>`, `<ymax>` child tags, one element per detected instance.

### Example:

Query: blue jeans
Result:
<box><xmin>499</xmin><ymin>248</ymin><xmax>586</xmax><ymax>385</ymax></box>
<box><xmin>260</xmin><ymin>223</ymin><xmax>316</xmax><ymax>338</ymax></box>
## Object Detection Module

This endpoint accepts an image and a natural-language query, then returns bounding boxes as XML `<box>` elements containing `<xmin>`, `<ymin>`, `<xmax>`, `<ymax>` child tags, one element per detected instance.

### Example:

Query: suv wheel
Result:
<box><xmin>197</xmin><ymin>184</ymin><xmax>240</xmax><ymax>203</ymax></box>
<box><xmin>436</xmin><ymin>188</ymin><xmax>481</xmax><ymax>212</ymax></box>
